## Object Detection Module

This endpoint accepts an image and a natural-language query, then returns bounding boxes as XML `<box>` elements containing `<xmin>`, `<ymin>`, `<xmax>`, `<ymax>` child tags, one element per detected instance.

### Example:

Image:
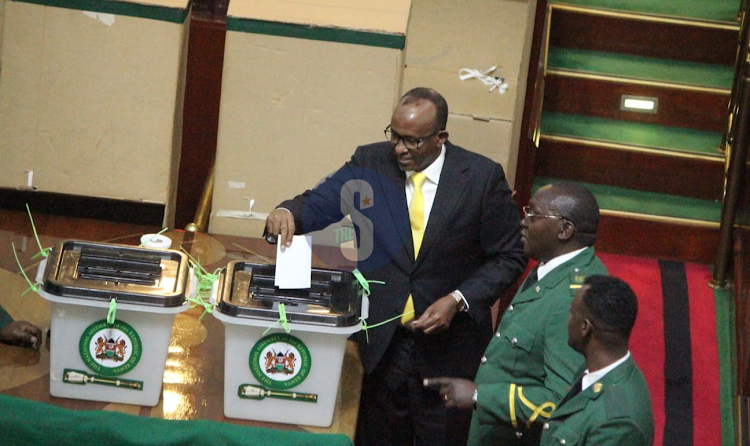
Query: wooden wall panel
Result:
<box><xmin>174</xmin><ymin>11</ymin><xmax>227</xmax><ymax>229</ymax></box>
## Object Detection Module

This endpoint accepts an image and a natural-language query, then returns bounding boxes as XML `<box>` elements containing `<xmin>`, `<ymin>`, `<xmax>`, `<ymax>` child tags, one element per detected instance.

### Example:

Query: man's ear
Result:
<box><xmin>558</xmin><ymin>219</ymin><xmax>576</xmax><ymax>241</ymax></box>
<box><xmin>437</xmin><ymin>130</ymin><xmax>449</xmax><ymax>144</ymax></box>
<box><xmin>582</xmin><ymin>318</ymin><xmax>594</xmax><ymax>338</ymax></box>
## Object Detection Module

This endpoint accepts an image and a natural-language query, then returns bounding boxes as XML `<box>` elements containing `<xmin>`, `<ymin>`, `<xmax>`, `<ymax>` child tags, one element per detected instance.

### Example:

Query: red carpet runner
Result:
<box><xmin>597</xmin><ymin>252</ymin><xmax>720</xmax><ymax>446</ymax></box>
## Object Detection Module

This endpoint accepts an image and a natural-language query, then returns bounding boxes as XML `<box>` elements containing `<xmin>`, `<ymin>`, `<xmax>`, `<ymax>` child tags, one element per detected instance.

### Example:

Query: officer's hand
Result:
<box><xmin>424</xmin><ymin>377</ymin><xmax>477</xmax><ymax>410</ymax></box>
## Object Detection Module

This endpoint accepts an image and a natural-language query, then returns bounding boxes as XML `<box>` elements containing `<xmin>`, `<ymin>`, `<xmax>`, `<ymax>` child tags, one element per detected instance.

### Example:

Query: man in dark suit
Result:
<box><xmin>540</xmin><ymin>275</ymin><xmax>654</xmax><ymax>445</ymax></box>
<box><xmin>0</xmin><ymin>304</ymin><xmax>42</xmax><ymax>349</ymax></box>
<box><xmin>264</xmin><ymin>87</ymin><xmax>525</xmax><ymax>445</ymax></box>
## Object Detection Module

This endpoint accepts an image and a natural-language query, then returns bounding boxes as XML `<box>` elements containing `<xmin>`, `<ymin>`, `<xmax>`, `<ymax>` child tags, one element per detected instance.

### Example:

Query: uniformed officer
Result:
<box><xmin>539</xmin><ymin>275</ymin><xmax>654</xmax><ymax>446</ymax></box>
<box><xmin>425</xmin><ymin>182</ymin><xmax>607</xmax><ymax>445</ymax></box>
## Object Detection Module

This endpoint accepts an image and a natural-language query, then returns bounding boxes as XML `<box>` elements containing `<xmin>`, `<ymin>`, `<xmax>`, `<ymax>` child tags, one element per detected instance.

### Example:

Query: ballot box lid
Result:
<box><xmin>215</xmin><ymin>261</ymin><xmax>362</xmax><ymax>328</ymax></box>
<box><xmin>41</xmin><ymin>240</ymin><xmax>190</xmax><ymax>308</ymax></box>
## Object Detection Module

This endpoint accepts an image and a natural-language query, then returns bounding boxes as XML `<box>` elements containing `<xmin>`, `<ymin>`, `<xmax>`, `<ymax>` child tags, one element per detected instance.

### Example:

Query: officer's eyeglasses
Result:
<box><xmin>522</xmin><ymin>206</ymin><xmax>567</xmax><ymax>222</ymax></box>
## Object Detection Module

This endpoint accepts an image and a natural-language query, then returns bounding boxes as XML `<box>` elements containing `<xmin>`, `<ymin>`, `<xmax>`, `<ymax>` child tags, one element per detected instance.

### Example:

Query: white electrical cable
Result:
<box><xmin>458</xmin><ymin>66</ymin><xmax>508</xmax><ymax>94</ymax></box>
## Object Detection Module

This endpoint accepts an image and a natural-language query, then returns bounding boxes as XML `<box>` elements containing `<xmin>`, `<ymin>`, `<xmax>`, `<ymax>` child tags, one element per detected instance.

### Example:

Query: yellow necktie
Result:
<box><xmin>402</xmin><ymin>172</ymin><xmax>427</xmax><ymax>325</ymax></box>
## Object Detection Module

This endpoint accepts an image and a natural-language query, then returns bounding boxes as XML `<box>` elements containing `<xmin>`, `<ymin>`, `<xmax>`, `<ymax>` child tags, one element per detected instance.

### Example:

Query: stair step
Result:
<box><xmin>551</xmin><ymin>0</ymin><xmax>740</xmax><ymax>24</ymax></box>
<box><xmin>547</xmin><ymin>47</ymin><xmax>734</xmax><ymax>91</ymax></box>
<box><xmin>549</xmin><ymin>6</ymin><xmax>739</xmax><ymax>67</ymax></box>
<box><xmin>543</xmin><ymin>74</ymin><xmax>728</xmax><ymax>131</ymax></box>
<box><xmin>532</xmin><ymin>177</ymin><xmax>721</xmax><ymax>224</ymax></box>
<box><xmin>541</xmin><ymin>111</ymin><xmax>724</xmax><ymax>156</ymax></box>
<box><xmin>535</xmin><ymin>138</ymin><xmax>724</xmax><ymax>200</ymax></box>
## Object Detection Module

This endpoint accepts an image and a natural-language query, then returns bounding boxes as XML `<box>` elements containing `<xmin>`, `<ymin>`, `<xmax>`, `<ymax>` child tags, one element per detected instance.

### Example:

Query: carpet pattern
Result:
<box><xmin>597</xmin><ymin>252</ymin><xmax>721</xmax><ymax>446</ymax></box>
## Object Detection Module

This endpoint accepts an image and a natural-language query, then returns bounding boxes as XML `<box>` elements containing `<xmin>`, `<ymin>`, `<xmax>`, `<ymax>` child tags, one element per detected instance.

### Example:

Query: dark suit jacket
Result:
<box><xmin>539</xmin><ymin>356</ymin><xmax>655</xmax><ymax>446</ymax></box>
<box><xmin>279</xmin><ymin>141</ymin><xmax>525</xmax><ymax>377</ymax></box>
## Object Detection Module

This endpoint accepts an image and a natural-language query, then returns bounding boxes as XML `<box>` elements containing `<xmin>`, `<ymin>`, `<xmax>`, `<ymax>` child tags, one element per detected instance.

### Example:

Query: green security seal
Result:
<box><xmin>249</xmin><ymin>333</ymin><xmax>312</xmax><ymax>390</ymax></box>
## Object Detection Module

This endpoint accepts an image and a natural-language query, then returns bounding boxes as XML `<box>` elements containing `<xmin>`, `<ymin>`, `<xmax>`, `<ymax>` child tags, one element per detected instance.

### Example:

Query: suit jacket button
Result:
<box><xmin>511</xmin><ymin>337</ymin><xmax>518</xmax><ymax>346</ymax></box>
<box><xmin>480</xmin><ymin>356</ymin><xmax>487</xmax><ymax>364</ymax></box>
<box><xmin>543</xmin><ymin>423</ymin><xmax>550</xmax><ymax>431</ymax></box>
<box><xmin>515</xmin><ymin>432</ymin><xmax>523</xmax><ymax>439</ymax></box>
<box><xmin>535</xmin><ymin>285</ymin><xmax>541</xmax><ymax>292</ymax></box>
<box><xmin>508</xmin><ymin>305</ymin><xmax>514</xmax><ymax>313</ymax></box>
<box><xmin>560</xmin><ymin>440</ymin><xmax>566</xmax><ymax>445</ymax></box>
<box><xmin>495</xmin><ymin>332</ymin><xmax>501</xmax><ymax>338</ymax></box>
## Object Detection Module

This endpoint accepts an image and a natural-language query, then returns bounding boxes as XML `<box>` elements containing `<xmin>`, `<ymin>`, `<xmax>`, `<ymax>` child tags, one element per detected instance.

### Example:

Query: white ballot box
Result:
<box><xmin>38</xmin><ymin>240</ymin><xmax>193</xmax><ymax>406</ymax></box>
<box><xmin>212</xmin><ymin>261</ymin><xmax>363</xmax><ymax>427</ymax></box>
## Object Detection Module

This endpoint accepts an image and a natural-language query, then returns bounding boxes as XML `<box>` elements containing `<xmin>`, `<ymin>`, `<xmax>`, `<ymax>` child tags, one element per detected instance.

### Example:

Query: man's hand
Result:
<box><xmin>0</xmin><ymin>321</ymin><xmax>42</xmax><ymax>350</ymax></box>
<box><xmin>411</xmin><ymin>294</ymin><xmax>458</xmax><ymax>335</ymax></box>
<box><xmin>424</xmin><ymin>377</ymin><xmax>477</xmax><ymax>410</ymax></box>
<box><xmin>265</xmin><ymin>209</ymin><xmax>296</xmax><ymax>248</ymax></box>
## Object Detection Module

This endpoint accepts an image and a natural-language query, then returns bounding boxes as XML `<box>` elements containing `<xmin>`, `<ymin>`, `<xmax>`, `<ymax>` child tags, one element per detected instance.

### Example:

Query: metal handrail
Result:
<box><xmin>710</xmin><ymin>3</ymin><xmax>750</xmax><ymax>288</ymax></box>
<box><xmin>719</xmin><ymin>5</ymin><xmax>749</xmax><ymax>155</ymax></box>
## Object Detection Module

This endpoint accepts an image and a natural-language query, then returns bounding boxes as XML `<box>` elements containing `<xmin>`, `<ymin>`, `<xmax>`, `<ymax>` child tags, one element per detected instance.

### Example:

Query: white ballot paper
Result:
<box><xmin>274</xmin><ymin>235</ymin><xmax>313</xmax><ymax>289</ymax></box>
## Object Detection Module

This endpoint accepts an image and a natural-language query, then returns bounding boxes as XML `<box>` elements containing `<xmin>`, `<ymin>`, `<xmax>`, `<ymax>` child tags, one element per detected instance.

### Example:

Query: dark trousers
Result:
<box><xmin>355</xmin><ymin>327</ymin><xmax>472</xmax><ymax>446</ymax></box>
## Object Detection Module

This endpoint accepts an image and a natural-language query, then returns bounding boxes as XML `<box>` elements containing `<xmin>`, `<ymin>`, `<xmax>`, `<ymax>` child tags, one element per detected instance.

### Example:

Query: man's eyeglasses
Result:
<box><xmin>384</xmin><ymin>125</ymin><xmax>440</xmax><ymax>151</ymax></box>
<box><xmin>522</xmin><ymin>206</ymin><xmax>567</xmax><ymax>222</ymax></box>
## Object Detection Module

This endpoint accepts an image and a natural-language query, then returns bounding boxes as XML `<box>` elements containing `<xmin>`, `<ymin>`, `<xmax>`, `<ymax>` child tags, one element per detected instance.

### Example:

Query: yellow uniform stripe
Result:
<box><xmin>516</xmin><ymin>386</ymin><xmax>556</xmax><ymax>428</ymax></box>
<box><xmin>509</xmin><ymin>384</ymin><xmax>518</xmax><ymax>428</ymax></box>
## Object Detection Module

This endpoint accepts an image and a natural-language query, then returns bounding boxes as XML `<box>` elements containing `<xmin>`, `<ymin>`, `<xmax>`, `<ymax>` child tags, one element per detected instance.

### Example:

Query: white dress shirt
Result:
<box><xmin>537</xmin><ymin>247</ymin><xmax>588</xmax><ymax>281</ymax></box>
<box><xmin>404</xmin><ymin>144</ymin><xmax>446</xmax><ymax>224</ymax></box>
<box><xmin>582</xmin><ymin>351</ymin><xmax>631</xmax><ymax>390</ymax></box>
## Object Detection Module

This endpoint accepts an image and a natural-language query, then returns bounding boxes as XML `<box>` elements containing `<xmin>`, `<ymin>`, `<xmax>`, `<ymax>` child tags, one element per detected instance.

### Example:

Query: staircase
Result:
<box><xmin>519</xmin><ymin>0</ymin><xmax>741</xmax><ymax>263</ymax></box>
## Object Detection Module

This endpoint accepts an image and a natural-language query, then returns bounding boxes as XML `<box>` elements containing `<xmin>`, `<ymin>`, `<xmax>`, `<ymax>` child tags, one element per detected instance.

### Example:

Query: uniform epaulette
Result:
<box><xmin>603</xmin><ymin>384</ymin><xmax>629</xmax><ymax>419</ymax></box>
<box><xmin>569</xmin><ymin>271</ymin><xmax>586</xmax><ymax>296</ymax></box>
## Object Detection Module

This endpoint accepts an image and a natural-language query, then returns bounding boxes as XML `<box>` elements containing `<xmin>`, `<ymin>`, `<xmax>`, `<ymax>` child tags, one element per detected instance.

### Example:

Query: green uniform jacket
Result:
<box><xmin>539</xmin><ymin>356</ymin><xmax>655</xmax><ymax>446</ymax></box>
<box><xmin>0</xmin><ymin>304</ymin><xmax>12</xmax><ymax>331</ymax></box>
<box><xmin>468</xmin><ymin>247</ymin><xmax>607</xmax><ymax>446</ymax></box>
